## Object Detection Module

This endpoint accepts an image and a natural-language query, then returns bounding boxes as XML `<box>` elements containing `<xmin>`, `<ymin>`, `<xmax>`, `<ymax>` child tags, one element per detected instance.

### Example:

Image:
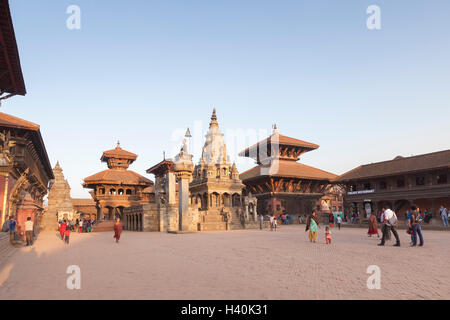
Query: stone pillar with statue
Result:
<box><xmin>173</xmin><ymin>136</ymin><xmax>194</xmax><ymax>232</ymax></box>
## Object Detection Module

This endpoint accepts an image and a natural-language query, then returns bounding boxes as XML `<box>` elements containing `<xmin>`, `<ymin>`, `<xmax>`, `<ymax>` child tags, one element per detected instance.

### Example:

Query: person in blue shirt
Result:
<box><xmin>8</xmin><ymin>216</ymin><xmax>17</xmax><ymax>241</ymax></box>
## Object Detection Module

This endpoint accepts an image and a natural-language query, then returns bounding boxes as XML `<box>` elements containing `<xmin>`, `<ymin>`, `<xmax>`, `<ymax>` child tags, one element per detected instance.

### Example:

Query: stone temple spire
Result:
<box><xmin>209</xmin><ymin>108</ymin><xmax>219</xmax><ymax>129</ymax></box>
<box><xmin>201</xmin><ymin>108</ymin><xmax>228</xmax><ymax>164</ymax></box>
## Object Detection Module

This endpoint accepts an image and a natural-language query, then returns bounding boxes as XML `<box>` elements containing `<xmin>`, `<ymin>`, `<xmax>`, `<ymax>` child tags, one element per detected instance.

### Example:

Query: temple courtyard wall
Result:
<box><xmin>123</xmin><ymin>204</ymin><xmax>201</xmax><ymax>232</ymax></box>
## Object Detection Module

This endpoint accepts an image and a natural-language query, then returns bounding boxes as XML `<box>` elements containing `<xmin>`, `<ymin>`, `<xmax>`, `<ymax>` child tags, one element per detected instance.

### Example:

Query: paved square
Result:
<box><xmin>0</xmin><ymin>226</ymin><xmax>449</xmax><ymax>300</ymax></box>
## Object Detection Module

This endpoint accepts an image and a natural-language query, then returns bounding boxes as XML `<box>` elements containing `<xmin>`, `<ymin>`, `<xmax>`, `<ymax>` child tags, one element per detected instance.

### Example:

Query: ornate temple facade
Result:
<box><xmin>41</xmin><ymin>162</ymin><xmax>76</xmax><ymax>230</ymax></box>
<box><xmin>239</xmin><ymin>126</ymin><xmax>337</xmax><ymax>222</ymax></box>
<box><xmin>0</xmin><ymin>114</ymin><xmax>53</xmax><ymax>234</ymax></box>
<box><xmin>83</xmin><ymin>143</ymin><xmax>153</xmax><ymax>221</ymax></box>
<box><xmin>190</xmin><ymin>109</ymin><xmax>249</xmax><ymax>231</ymax></box>
<box><xmin>123</xmin><ymin>110</ymin><xmax>257</xmax><ymax>232</ymax></box>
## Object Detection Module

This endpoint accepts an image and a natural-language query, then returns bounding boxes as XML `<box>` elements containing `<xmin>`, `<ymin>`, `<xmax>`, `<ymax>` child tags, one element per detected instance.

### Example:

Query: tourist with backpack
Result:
<box><xmin>378</xmin><ymin>207</ymin><xmax>400</xmax><ymax>247</ymax></box>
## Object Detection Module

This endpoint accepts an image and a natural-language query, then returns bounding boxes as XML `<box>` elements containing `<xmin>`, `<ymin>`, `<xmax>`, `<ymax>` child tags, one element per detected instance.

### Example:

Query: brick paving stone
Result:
<box><xmin>0</xmin><ymin>226</ymin><xmax>448</xmax><ymax>300</ymax></box>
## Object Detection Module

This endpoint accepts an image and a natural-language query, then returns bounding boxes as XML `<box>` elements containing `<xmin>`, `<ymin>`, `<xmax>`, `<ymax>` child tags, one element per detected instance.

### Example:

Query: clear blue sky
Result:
<box><xmin>4</xmin><ymin>0</ymin><xmax>450</xmax><ymax>198</ymax></box>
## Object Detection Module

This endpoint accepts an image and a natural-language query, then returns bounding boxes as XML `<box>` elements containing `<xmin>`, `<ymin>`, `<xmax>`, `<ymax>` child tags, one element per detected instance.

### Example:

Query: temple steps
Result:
<box><xmin>0</xmin><ymin>233</ymin><xmax>17</xmax><ymax>267</ymax></box>
<box><xmin>92</xmin><ymin>220</ymin><xmax>115</xmax><ymax>232</ymax></box>
<box><xmin>198</xmin><ymin>222</ymin><xmax>227</xmax><ymax>231</ymax></box>
<box><xmin>202</xmin><ymin>214</ymin><xmax>225</xmax><ymax>223</ymax></box>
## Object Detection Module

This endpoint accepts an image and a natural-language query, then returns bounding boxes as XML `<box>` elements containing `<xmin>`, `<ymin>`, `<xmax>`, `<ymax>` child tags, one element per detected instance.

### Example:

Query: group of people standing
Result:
<box><xmin>368</xmin><ymin>206</ymin><xmax>426</xmax><ymax>247</ymax></box>
<box><xmin>76</xmin><ymin>218</ymin><xmax>94</xmax><ymax>233</ymax></box>
<box><xmin>2</xmin><ymin>215</ymin><xmax>35</xmax><ymax>246</ymax></box>
<box><xmin>57</xmin><ymin>217</ymin><xmax>96</xmax><ymax>245</ymax></box>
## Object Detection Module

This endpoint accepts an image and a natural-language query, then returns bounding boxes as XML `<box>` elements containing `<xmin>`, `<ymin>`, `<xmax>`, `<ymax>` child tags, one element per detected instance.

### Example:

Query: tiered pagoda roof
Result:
<box><xmin>83</xmin><ymin>142</ymin><xmax>152</xmax><ymax>188</ymax></box>
<box><xmin>239</xmin><ymin>126</ymin><xmax>336</xmax><ymax>184</ymax></box>
<box><xmin>240</xmin><ymin>161</ymin><xmax>338</xmax><ymax>181</ymax></box>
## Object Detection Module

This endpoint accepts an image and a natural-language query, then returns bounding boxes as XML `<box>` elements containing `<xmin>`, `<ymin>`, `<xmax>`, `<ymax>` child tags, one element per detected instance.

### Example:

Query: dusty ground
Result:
<box><xmin>0</xmin><ymin>226</ymin><xmax>449</xmax><ymax>300</ymax></box>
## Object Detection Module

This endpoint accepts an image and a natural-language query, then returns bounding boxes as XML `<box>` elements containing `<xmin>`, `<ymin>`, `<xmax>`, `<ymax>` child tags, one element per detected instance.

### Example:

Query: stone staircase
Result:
<box><xmin>0</xmin><ymin>232</ymin><xmax>17</xmax><ymax>267</ymax></box>
<box><xmin>92</xmin><ymin>220</ymin><xmax>115</xmax><ymax>232</ymax></box>
<box><xmin>230</xmin><ymin>212</ymin><xmax>244</xmax><ymax>230</ymax></box>
<box><xmin>198</xmin><ymin>211</ymin><xmax>227</xmax><ymax>231</ymax></box>
<box><xmin>229</xmin><ymin>212</ymin><xmax>259</xmax><ymax>230</ymax></box>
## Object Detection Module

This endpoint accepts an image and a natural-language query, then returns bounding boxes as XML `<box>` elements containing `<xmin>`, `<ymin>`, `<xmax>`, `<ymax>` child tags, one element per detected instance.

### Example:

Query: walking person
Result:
<box><xmin>269</xmin><ymin>215</ymin><xmax>274</xmax><ymax>231</ymax></box>
<box><xmin>368</xmin><ymin>212</ymin><xmax>379</xmax><ymax>238</ymax></box>
<box><xmin>59</xmin><ymin>220</ymin><xmax>67</xmax><ymax>240</ymax></box>
<box><xmin>378</xmin><ymin>207</ymin><xmax>400</xmax><ymax>247</ymax></box>
<box><xmin>273</xmin><ymin>215</ymin><xmax>277</xmax><ymax>231</ymax></box>
<box><xmin>8</xmin><ymin>216</ymin><xmax>17</xmax><ymax>242</ymax></box>
<box><xmin>305</xmin><ymin>210</ymin><xmax>320</xmax><ymax>243</ymax></box>
<box><xmin>408</xmin><ymin>206</ymin><xmax>424</xmax><ymax>247</ymax></box>
<box><xmin>259</xmin><ymin>214</ymin><xmax>263</xmax><ymax>230</ymax></box>
<box><xmin>24</xmin><ymin>217</ymin><xmax>34</xmax><ymax>246</ymax></box>
<box><xmin>380</xmin><ymin>209</ymin><xmax>391</xmax><ymax>241</ymax></box>
<box><xmin>439</xmin><ymin>205</ymin><xmax>448</xmax><ymax>227</ymax></box>
<box><xmin>336</xmin><ymin>215</ymin><xmax>342</xmax><ymax>230</ymax></box>
<box><xmin>78</xmin><ymin>219</ymin><xmax>83</xmax><ymax>233</ymax></box>
<box><xmin>113</xmin><ymin>218</ymin><xmax>123</xmax><ymax>243</ymax></box>
<box><xmin>328</xmin><ymin>213</ymin><xmax>334</xmax><ymax>228</ymax></box>
<box><xmin>325</xmin><ymin>226</ymin><xmax>332</xmax><ymax>244</ymax></box>
<box><xmin>64</xmin><ymin>227</ymin><xmax>71</xmax><ymax>245</ymax></box>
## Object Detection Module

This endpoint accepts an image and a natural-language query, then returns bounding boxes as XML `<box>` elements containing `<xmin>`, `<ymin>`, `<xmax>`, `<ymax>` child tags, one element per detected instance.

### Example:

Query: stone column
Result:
<box><xmin>177</xmin><ymin>173</ymin><xmax>190</xmax><ymax>231</ymax></box>
<box><xmin>166</xmin><ymin>171</ymin><xmax>176</xmax><ymax>205</ymax></box>
<box><xmin>173</xmin><ymin>148</ymin><xmax>194</xmax><ymax>232</ymax></box>
<box><xmin>97</xmin><ymin>205</ymin><xmax>102</xmax><ymax>221</ymax></box>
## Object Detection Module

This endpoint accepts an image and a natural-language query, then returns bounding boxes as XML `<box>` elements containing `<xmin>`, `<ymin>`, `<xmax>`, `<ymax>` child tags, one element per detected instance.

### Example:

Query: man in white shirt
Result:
<box><xmin>24</xmin><ymin>217</ymin><xmax>34</xmax><ymax>246</ymax></box>
<box><xmin>378</xmin><ymin>207</ymin><xmax>400</xmax><ymax>247</ymax></box>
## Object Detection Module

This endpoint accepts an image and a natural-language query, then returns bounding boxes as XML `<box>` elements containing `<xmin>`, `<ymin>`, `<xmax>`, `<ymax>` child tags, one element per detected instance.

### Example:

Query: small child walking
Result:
<box><xmin>64</xmin><ymin>227</ymin><xmax>71</xmax><ymax>245</ymax></box>
<box><xmin>325</xmin><ymin>226</ymin><xmax>332</xmax><ymax>244</ymax></box>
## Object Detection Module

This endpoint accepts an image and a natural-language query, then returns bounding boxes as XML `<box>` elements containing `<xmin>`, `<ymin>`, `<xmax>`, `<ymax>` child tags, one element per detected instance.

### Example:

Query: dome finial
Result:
<box><xmin>185</xmin><ymin>128</ymin><xmax>192</xmax><ymax>138</ymax></box>
<box><xmin>273</xmin><ymin>123</ymin><xmax>279</xmax><ymax>134</ymax></box>
<box><xmin>116</xmin><ymin>140</ymin><xmax>121</xmax><ymax>148</ymax></box>
<box><xmin>209</xmin><ymin>108</ymin><xmax>219</xmax><ymax>128</ymax></box>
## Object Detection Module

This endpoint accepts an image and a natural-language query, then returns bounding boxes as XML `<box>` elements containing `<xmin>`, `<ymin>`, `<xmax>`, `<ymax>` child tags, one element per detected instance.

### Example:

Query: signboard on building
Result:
<box><xmin>347</xmin><ymin>190</ymin><xmax>375</xmax><ymax>196</ymax></box>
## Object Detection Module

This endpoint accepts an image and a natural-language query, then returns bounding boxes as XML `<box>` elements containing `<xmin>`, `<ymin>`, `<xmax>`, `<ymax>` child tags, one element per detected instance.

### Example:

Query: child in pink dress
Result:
<box><xmin>325</xmin><ymin>227</ymin><xmax>332</xmax><ymax>244</ymax></box>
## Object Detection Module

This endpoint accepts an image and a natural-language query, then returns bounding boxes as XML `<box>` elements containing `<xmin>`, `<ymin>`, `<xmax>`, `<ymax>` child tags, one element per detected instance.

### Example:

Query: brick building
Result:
<box><xmin>336</xmin><ymin>150</ymin><xmax>450</xmax><ymax>222</ymax></box>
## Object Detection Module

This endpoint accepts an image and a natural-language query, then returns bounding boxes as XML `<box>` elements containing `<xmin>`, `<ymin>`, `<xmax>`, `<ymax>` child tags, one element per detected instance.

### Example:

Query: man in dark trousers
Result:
<box><xmin>408</xmin><ymin>205</ymin><xmax>424</xmax><ymax>247</ymax></box>
<box><xmin>378</xmin><ymin>207</ymin><xmax>400</xmax><ymax>247</ymax></box>
<box><xmin>24</xmin><ymin>217</ymin><xmax>34</xmax><ymax>246</ymax></box>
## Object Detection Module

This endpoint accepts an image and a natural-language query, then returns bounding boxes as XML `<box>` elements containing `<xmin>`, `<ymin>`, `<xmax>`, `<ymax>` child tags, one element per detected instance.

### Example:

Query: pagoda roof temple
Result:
<box><xmin>239</xmin><ymin>126</ymin><xmax>337</xmax><ymax>196</ymax></box>
<box><xmin>83</xmin><ymin>142</ymin><xmax>152</xmax><ymax>188</ymax></box>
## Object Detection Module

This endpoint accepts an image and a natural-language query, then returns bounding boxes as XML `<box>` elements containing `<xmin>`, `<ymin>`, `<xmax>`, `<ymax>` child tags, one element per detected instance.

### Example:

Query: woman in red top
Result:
<box><xmin>59</xmin><ymin>220</ymin><xmax>67</xmax><ymax>240</ymax></box>
<box><xmin>113</xmin><ymin>218</ymin><xmax>123</xmax><ymax>243</ymax></box>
